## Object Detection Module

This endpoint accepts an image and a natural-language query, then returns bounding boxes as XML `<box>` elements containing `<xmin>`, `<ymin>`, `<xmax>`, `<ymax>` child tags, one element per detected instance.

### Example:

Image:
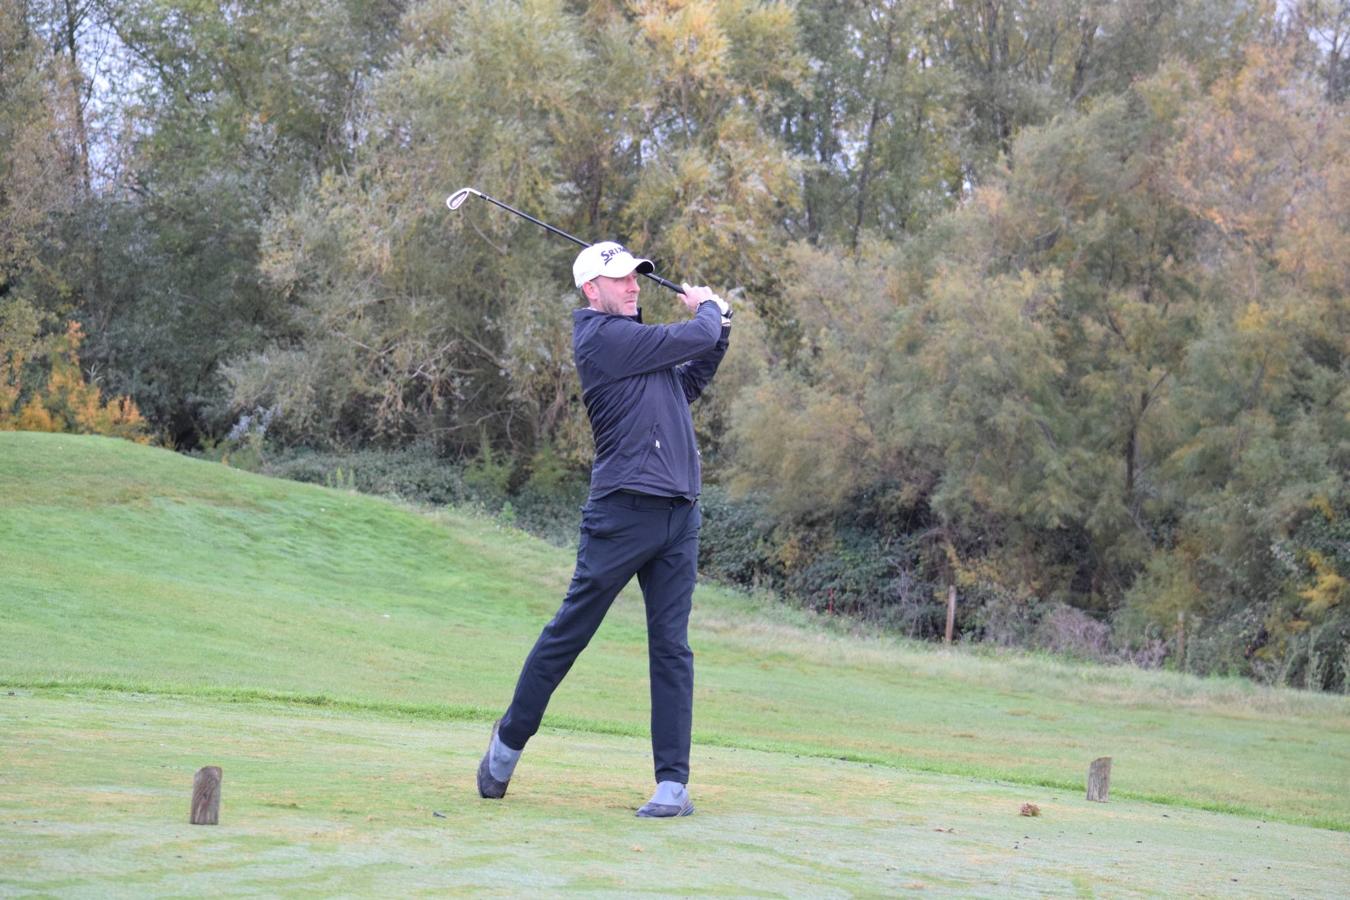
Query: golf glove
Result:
<box><xmin>702</xmin><ymin>294</ymin><xmax>732</xmax><ymax>326</ymax></box>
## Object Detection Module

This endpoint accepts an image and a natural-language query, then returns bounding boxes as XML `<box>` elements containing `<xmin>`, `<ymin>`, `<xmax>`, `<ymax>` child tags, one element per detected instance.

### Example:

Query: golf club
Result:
<box><xmin>446</xmin><ymin>187</ymin><xmax>683</xmax><ymax>294</ymax></box>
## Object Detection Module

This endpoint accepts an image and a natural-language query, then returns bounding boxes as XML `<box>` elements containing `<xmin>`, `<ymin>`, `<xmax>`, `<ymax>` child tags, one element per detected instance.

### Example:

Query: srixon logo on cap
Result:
<box><xmin>600</xmin><ymin>245</ymin><xmax>629</xmax><ymax>264</ymax></box>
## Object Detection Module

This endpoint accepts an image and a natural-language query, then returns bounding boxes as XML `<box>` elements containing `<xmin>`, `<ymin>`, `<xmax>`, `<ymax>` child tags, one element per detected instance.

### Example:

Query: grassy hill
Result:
<box><xmin>2</xmin><ymin>432</ymin><xmax>1348</xmax><ymax>895</ymax></box>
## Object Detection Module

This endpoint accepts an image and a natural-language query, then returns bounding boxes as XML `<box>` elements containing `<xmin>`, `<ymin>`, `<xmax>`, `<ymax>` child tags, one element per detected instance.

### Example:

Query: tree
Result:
<box><xmin>63</xmin><ymin>0</ymin><xmax>405</xmax><ymax>444</ymax></box>
<box><xmin>0</xmin><ymin>0</ymin><xmax>76</xmax><ymax>312</ymax></box>
<box><xmin>1143</xmin><ymin>43</ymin><xmax>1350</xmax><ymax>681</ymax></box>
<box><xmin>229</xmin><ymin>0</ymin><xmax>803</xmax><ymax>464</ymax></box>
<box><xmin>722</xmin><ymin>18</ymin><xmax>1348</xmax><ymax>679</ymax></box>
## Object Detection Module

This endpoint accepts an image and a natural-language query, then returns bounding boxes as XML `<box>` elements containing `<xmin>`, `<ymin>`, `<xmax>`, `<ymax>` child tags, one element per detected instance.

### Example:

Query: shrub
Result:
<box><xmin>698</xmin><ymin>485</ymin><xmax>780</xmax><ymax>587</ymax></box>
<box><xmin>1</xmin><ymin>319</ymin><xmax>149</xmax><ymax>442</ymax></box>
<box><xmin>699</xmin><ymin>486</ymin><xmax>946</xmax><ymax>636</ymax></box>
<box><xmin>1031</xmin><ymin>604</ymin><xmax>1112</xmax><ymax>662</ymax></box>
<box><xmin>510</xmin><ymin>444</ymin><xmax>589</xmax><ymax>546</ymax></box>
<box><xmin>262</xmin><ymin>446</ymin><xmax>468</xmax><ymax>507</ymax></box>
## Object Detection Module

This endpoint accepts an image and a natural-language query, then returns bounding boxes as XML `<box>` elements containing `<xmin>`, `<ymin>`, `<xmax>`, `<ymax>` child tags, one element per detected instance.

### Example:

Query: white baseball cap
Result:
<box><xmin>572</xmin><ymin>241</ymin><xmax>654</xmax><ymax>288</ymax></box>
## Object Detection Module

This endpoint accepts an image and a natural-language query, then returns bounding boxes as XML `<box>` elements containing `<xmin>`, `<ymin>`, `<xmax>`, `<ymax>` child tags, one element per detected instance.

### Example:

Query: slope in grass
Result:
<box><xmin>2</xmin><ymin>431</ymin><xmax>1349</xmax><ymax>832</ymax></box>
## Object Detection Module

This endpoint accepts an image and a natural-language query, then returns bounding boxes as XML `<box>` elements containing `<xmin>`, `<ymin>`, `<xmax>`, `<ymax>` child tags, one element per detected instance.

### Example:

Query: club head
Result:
<box><xmin>446</xmin><ymin>187</ymin><xmax>478</xmax><ymax>211</ymax></box>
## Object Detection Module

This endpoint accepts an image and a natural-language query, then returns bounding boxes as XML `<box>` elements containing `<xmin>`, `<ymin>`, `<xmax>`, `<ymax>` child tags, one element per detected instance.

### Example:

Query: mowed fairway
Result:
<box><xmin>2</xmin><ymin>432</ymin><xmax>1349</xmax><ymax>896</ymax></box>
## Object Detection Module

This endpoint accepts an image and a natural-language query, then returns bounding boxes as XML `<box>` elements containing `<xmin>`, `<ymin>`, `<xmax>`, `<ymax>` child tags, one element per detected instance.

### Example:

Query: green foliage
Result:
<box><xmin>0</xmin><ymin>1</ymin><xmax>83</xmax><ymax>323</ymax></box>
<box><xmin>725</xmin><ymin>33</ymin><xmax>1348</xmax><ymax>688</ymax></box>
<box><xmin>263</xmin><ymin>445</ymin><xmax>469</xmax><ymax>507</ymax></box>
<box><xmin>226</xmin><ymin>0</ymin><xmax>804</xmax><ymax>458</ymax></box>
<box><xmin>60</xmin><ymin>0</ymin><xmax>406</xmax><ymax>445</ymax></box>
<box><xmin>697</xmin><ymin>484</ymin><xmax>779</xmax><ymax>586</ymax></box>
<box><xmin>323</xmin><ymin>466</ymin><xmax>354</xmax><ymax>492</ymax></box>
<box><xmin>257</xmin><ymin>439</ymin><xmax>588</xmax><ymax>546</ymax></box>
<box><xmin>462</xmin><ymin>432</ymin><xmax>513</xmax><ymax>501</ymax></box>
<box><xmin>700</xmin><ymin>483</ymin><xmax>949</xmax><ymax>637</ymax></box>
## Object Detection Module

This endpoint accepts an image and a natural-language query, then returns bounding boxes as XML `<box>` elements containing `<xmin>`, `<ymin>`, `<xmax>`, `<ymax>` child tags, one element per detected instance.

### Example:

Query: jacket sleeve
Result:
<box><xmin>589</xmin><ymin>302</ymin><xmax>724</xmax><ymax>379</ymax></box>
<box><xmin>676</xmin><ymin>324</ymin><xmax>731</xmax><ymax>402</ymax></box>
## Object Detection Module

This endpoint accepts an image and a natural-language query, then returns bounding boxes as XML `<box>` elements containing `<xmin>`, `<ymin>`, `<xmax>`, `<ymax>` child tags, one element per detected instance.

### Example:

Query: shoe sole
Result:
<box><xmin>635</xmin><ymin>800</ymin><xmax>695</xmax><ymax>818</ymax></box>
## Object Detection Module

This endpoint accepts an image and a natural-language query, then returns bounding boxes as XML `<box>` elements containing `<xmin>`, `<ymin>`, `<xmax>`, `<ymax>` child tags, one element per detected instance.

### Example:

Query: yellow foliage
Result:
<box><xmin>1235</xmin><ymin>302</ymin><xmax>1267</xmax><ymax>335</ymax></box>
<box><xmin>1299</xmin><ymin>551</ymin><xmax>1347</xmax><ymax>618</ymax></box>
<box><xmin>0</xmin><ymin>372</ymin><xmax>20</xmax><ymax>425</ymax></box>
<box><xmin>14</xmin><ymin>396</ymin><xmax>56</xmax><ymax>432</ymax></box>
<box><xmin>0</xmin><ymin>320</ymin><xmax>149</xmax><ymax>442</ymax></box>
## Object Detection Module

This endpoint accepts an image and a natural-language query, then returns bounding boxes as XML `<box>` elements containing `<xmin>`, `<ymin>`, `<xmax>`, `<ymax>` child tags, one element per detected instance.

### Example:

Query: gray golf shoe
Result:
<box><xmin>635</xmin><ymin>798</ymin><xmax>695</xmax><ymax>817</ymax></box>
<box><xmin>635</xmin><ymin>781</ymin><xmax>694</xmax><ymax>817</ymax></box>
<box><xmin>476</xmin><ymin>720</ymin><xmax>511</xmax><ymax>799</ymax></box>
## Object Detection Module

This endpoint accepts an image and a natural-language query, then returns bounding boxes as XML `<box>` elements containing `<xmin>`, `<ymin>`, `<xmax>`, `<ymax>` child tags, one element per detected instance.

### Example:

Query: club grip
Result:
<box><xmin>643</xmin><ymin>272</ymin><xmax>683</xmax><ymax>294</ymax></box>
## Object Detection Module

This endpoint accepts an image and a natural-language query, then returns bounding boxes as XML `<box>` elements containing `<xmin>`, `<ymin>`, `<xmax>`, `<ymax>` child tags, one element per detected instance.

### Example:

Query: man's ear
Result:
<box><xmin>580</xmin><ymin>280</ymin><xmax>597</xmax><ymax>303</ymax></box>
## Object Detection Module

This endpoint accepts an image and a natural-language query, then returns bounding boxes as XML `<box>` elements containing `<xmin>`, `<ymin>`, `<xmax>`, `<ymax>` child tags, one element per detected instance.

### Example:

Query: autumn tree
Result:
<box><xmin>1</xmin><ymin>320</ymin><xmax>147</xmax><ymax>440</ymax></box>
<box><xmin>1138</xmin><ymin>43</ymin><xmax>1350</xmax><ymax>684</ymax></box>
<box><xmin>724</xmin><ymin>17</ymin><xmax>1349</xmax><ymax>686</ymax></box>
<box><xmin>227</xmin><ymin>0</ymin><xmax>802</xmax><ymax>471</ymax></box>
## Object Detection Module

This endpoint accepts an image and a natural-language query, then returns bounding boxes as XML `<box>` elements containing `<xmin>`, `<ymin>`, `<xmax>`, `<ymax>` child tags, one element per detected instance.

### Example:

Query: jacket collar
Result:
<box><xmin>576</xmin><ymin>306</ymin><xmax>643</xmax><ymax>323</ymax></box>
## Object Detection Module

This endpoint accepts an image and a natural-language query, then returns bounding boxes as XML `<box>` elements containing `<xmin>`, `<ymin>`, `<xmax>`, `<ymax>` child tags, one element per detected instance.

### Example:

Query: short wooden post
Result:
<box><xmin>1086</xmin><ymin>757</ymin><xmax>1111</xmax><ymax>802</ymax></box>
<box><xmin>1176</xmin><ymin>610</ymin><xmax>1186</xmax><ymax>671</ymax></box>
<box><xmin>190</xmin><ymin>766</ymin><xmax>222</xmax><ymax>825</ymax></box>
<box><xmin>944</xmin><ymin>586</ymin><xmax>957</xmax><ymax>645</ymax></box>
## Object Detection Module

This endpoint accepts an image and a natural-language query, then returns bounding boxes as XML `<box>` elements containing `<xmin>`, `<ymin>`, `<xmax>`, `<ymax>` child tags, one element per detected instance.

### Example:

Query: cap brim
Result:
<box><xmin>599</xmin><ymin>257</ymin><xmax>654</xmax><ymax>279</ymax></box>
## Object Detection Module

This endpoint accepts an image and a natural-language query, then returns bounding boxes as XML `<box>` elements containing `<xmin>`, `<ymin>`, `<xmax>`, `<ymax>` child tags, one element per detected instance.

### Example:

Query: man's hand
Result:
<box><xmin>680</xmin><ymin>283</ymin><xmax>732</xmax><ymax>325</ymax></box>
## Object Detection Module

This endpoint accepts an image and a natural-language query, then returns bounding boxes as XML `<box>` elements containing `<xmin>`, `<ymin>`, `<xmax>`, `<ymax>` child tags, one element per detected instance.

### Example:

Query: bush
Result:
<box><xmin>1031</xmin><ymin>603</ymin><xmax>1112</xmax><ymax>662</ymax></box>
<box><xmin>965</xmin><ymin>584</ymin><xmax>1041</xmax><ymax>648</ymax></box>
<box><xmin>256</xmin><ymin>443</ymin><xmax>589</xmax><ymax>547</ymax></box>
<box><xmin>698</xmin><ymin>485</ymin><xmax>780</xmax><ymax>587</ymax></box>
<box><xmin>510</xmin><ymin>444</ymin><xmax>589</xmax><ymax>547</ymax></box>
<box><xmin>262</xmin><ymin>446</ymin><xmax>469</xmax><ymax>507</ymax></box>
<box><xmin>699</xmin><ymin>486</ymin><xmax>946</xmax><ymax>636</ymax></box>
<box><xmin>1183</xmin><ymin>607</ymin><xmax>1266</xmax><ymax>681</ymax></box>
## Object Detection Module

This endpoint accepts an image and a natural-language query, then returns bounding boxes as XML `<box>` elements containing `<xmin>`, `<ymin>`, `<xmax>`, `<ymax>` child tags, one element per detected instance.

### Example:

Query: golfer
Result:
<box><xmin>477</xmin><ymin>241</ymin><xmax>731</xmax><ymax>817</ymax></box>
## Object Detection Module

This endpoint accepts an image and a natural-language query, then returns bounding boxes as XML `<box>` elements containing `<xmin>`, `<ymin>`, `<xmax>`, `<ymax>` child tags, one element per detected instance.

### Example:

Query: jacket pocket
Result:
<box><xmin>636</xmin><ymin>422</ymin><xmax>678</xmax><ymax>486</ymax></box>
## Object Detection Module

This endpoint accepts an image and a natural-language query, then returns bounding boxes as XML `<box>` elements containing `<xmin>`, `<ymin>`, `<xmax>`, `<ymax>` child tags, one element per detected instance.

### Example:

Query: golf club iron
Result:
<box><xmin>446</xmin><ymin>187</ymin><xmax>682</xmax><ymax>293</ymax></box>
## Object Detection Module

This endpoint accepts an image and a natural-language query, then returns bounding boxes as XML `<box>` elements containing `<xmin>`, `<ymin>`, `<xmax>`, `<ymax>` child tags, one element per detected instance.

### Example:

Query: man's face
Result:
<box><xmin>583</xmin><ymin>272</ymin><xmax>640</xmax><ymax>317</ymax></box>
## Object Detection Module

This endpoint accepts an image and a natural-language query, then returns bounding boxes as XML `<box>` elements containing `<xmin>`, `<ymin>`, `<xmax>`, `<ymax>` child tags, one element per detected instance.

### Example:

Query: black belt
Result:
<box><xmin>611</xmin><ymin>490</ymin><xmax>694</xmax><ymax>510</ymax></box>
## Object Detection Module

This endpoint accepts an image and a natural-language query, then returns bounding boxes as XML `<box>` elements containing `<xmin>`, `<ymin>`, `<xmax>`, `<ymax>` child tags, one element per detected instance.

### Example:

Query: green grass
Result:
<box><xmin>2</xmin><ymin>432</ymin><xmax>1349</xmax><ymax>895</ymax></box>
<box><xmin>5</xmin><ymin>691</ymin><xmax>1346</xmax><ymax>897</ymax></box>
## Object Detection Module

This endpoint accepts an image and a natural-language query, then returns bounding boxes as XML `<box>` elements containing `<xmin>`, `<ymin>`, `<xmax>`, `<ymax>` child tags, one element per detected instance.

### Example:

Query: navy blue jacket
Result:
<box><xmin>573</xmin><ymin>300</ymin><xmax>730</xmax><ymax>501</ymax></box>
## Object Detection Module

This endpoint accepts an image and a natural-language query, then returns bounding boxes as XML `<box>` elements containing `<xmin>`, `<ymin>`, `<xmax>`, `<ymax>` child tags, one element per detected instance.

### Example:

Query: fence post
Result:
<box><xmin>191</xmin><ymin>766</ymin><xmax>222</xmax><ymax>825</ymax></box>
<box><xmin>1176</xmin><ymin>610</ymin><xmax>1186</xmax><ymax>671</ymax></box>
<box><xmin>944</xmin><ymin>586</ymin><xmax>957</xmax><ymax>645</ymax></box>
<box><xmin>1087</xmin><ymin>757</ymin><xmax>1112</xmax><ymax>802</ymax></box>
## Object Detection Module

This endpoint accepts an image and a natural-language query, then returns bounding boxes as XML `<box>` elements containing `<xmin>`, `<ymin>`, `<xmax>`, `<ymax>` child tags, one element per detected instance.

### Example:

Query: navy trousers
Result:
<box><xmin>497</xmin><ymin>491</ymin><xmax>701</xmax><ymax>784</ymax></box>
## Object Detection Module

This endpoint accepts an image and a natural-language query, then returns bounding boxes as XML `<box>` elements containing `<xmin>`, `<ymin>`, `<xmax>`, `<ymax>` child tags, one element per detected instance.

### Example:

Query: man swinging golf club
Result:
<box><xmin>477</xmin><ymin>240</ymin><xmax>731</xmax><ymax>817</ymax></box>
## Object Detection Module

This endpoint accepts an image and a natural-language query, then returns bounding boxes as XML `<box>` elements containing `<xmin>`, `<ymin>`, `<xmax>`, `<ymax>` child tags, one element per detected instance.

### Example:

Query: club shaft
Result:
<box><xmin>474</xmin><ymin>191</ymin><xmax>587</xmax><ymax>248</ymax></box>
<box><xmin>471</xmin><ymin>191</ymin><xmax>681</xmax><ymax>294</ymax></box>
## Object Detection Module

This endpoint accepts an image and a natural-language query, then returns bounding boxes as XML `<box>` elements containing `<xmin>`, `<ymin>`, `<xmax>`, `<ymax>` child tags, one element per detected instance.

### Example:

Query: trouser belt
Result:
<box><xmin>611</xmin><ymin>490</ymin><xmax>694</xmax><ymax>510</ymax></box>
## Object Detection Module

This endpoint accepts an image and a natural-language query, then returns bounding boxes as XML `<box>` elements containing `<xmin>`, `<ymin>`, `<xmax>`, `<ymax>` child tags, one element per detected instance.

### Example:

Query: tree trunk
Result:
<box><xmin>1068</xmin><ymin>14</ymin><xmax>1096</xmax><ymax>103</ymax></box>
<box><xmin>851</xmin><ymin>12</ymin><xmax>897</xmax><ymax>251</ymax></box>
<box><xmin>61</xmin><ymin>0</ymin><xmax>91</xmax><ymax>194</ymax></box>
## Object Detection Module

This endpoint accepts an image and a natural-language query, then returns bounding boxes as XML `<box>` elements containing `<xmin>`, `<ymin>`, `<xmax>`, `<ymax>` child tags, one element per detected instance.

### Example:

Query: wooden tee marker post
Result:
<box><xmin>190</xmin><ymin>766</ymin><xmax>222</xmax><ymax>825</ymax></box>
<box><xmin>944</xmin><ymin>586</ymin><xmax>957</xmax><ymax>644</ymax></box>
<box><xmin>1087</xmin><ymin>757</ymin><xmax>1112</xmax><ymax>802</ymax></box>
